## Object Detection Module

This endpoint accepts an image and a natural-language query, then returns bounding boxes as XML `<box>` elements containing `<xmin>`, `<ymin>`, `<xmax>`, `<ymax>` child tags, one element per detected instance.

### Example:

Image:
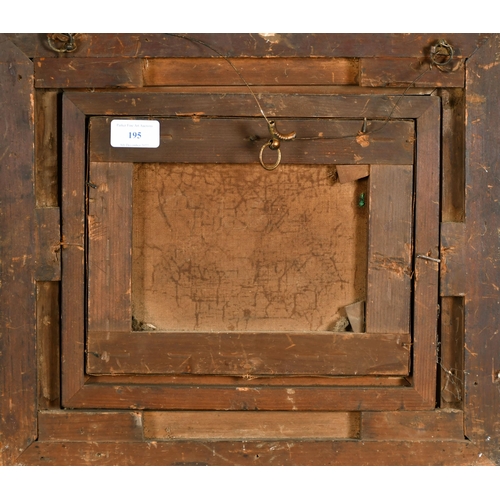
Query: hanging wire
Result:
<box><xmin>166</xmin><ymin>33</ymin><xmax>271</xmax><ymax>126</ymax></box>
<box><xmin>164</xmin><ymin>34</ymin><xmax>487</xmax><ymax>145</ymax></box>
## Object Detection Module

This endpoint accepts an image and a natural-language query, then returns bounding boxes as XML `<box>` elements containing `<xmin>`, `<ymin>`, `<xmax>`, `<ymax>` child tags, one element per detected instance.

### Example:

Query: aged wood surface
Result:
<box><xmin>60</xmin><ymin>95</ymin><xmax>88</xmax><ymax>404</ymax></box>
<box><xmin>88</xmin><ymin>162</ymin><xmax>132</xmax><ymax>332</ymax></box>
<box><xmin>143</xmin><ymin>58</ymin><xmax>358</xmax><ymax>86</ymax></box>
<box><xmin>439</xmin><ymin>88</ymin><xmax>465</xmax><ymax>222</ymax></box>
<box><xmin>439</xmin><ymin>297</ymin><xmax>464</xmax><ymax>409</ymax></box>
<box><xmin>87</xmin><ymin>332</ymin><xmax>411</xmax><ymax>376</ymax></box>
<box><xmin>37</xmin><ymin>282</ymin><xmax>60</xmax><ymax>410</ymax></box>
<box><xmin>464</xmin><ymin>34</ymin><xmax>500</xmax><ymax>464</ymax></box>
<box><xmin>5</xmin><ymin>33</ymin><xmax>487</xmax><ymax>59</ymax></box>
<box><xmin>38</xmin><ymin>411</ymin><xmax>143</xmax><ymax>442</ymax></box>
<box><xmin>411</xmin><ymin>101</ymin><xmax>441</xmax><ymax>406</ymax></box>
<box><xmin>89</xmin><ymin>374</ymin><xmax>409</xmax><ymax>387</ymax></box>
<box><xmin>17</xmin><ymin>440</ymin><xmax>493</xmax><ymax>466</ymax></box>
<box><xmin>143</xmin><ymin>411</ymin><xmax>360</xmax><ymax>440</ymax></box>
<box><xmin>65</xmin><ymin>92</ymin><xmax>435</xmax><ymax>119</ymax></box>
<box><xmin>366</xmin><ymin>165</ymin><xmax>413</xmax><ymax>333</ymax></box>
<box><xmin>35</xmin><ymin>90</ymin><xmax>58</xmax><ymax>207</ymax></box>
<box><xmin>35</xmin><ymin>207</ymin><xmax>60</xmax><ymax>281</ymax></box>
<box><xmin>360</xmin><ymin>57</ymin><xmax>465</xmax><ymax>87</ymax></box>
<box><xmin>440</xmin><ymin>222</ymin><xmax>465</xmax><ymax>297</ymax></box>
<box><xmin>361</xmin><ymin>410</ymin><xmax>464</xmax><ymax>441</ymax></box>
<box><xmin>131</xmin><ymin>163</ymin><xmax>368</xmax><ymax>332</ymax></box>
<box><xmin>90</xmin><ymin>117</ymin><xmax>413</xmax><ymax>165</ymax></box>
<box><xmin>0</xmin><ymin>41</ymin><xmax>36</xmax><ymax>465</ymax></box>
<box><xmin>66</xmin><ymin>383</ymin><xmax>431</xmax><ymax>411</ymax></box>
<box><xmin>35</xmin><ymin>57</ymin><xmax>143</xmax><ymax>89</ymax></box>
<box><xmin>2</xmin><ymin>33</ymin><xmax>496</xmax><ymax>465</ymax></box>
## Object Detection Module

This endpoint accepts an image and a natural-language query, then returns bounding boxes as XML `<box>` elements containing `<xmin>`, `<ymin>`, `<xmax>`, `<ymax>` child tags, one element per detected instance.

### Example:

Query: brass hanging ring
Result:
<box><xmin>259</xmin><ymin>140</ymin><xmax>281</xmax><ymax>171</ymax></box>
<box><xmin>47</xmin><ymin>33</ymin><xmax>78</xmax><ymax>53</ymax></box>
<box><xmin>430</xmin><ymin>39</ymin><xmax>454</xmax><ymax>68</ymax></box>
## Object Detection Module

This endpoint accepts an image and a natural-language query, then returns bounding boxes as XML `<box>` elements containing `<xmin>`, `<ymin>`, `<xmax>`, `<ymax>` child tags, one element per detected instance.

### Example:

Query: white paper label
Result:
<box><xmin>110</xmin><ymin>119</ymin><xmax>160</xmax><ymax>148</ymax></box>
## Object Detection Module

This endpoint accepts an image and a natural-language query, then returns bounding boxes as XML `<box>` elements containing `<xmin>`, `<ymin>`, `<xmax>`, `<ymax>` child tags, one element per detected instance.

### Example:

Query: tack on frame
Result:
<box><xmin>0</xmin><ymin>33</ymin><xmax>499</xmax><ymax>465</ymax></box>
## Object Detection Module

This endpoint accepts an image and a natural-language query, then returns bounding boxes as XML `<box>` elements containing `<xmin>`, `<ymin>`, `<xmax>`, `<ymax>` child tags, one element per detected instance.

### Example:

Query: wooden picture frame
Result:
<box><xmin>1</xmin><ymin>33</ymin><xmax>499</xmax><ymax>465</ymax></box>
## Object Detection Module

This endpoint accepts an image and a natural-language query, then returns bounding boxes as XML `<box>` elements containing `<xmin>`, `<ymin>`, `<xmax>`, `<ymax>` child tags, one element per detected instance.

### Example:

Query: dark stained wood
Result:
<box><xmin>143</xmin><ymin>411</ymin><xmax>360</xmax><ymax>440</ymax></box>
<box><xmin>35</xmin><ymin>90</ymin><xmax>59</xmax><ymax>207</ymax></box>
<box><xmin>35</xmin><ymin>57</ymin><xmax>143</xmax><ymax>89</ymax></box>
<box><xmin>6</xmin><ymin>33</ymin><xmax>487</xmax><ymax>59</ymax></box>
<box><xmin>439</xmin><ymin>88</ymin><xmax>465</xmax><ymax>222</ymax></box>
<box><xmin>87</xmin><ymin>331</ymin><xmax>411</xmax><ymax>376</ymax></box>
<box><xmin>412</xmin><ymin>96</ymin><xmax>441</xmax><ymax>406</ymax></box>
<box><xmin>17</xmin><ymin>440</ymin><xmax>493</xmax><ymax>466</ymax></box>
<box><xmin>65</xmin><ymin>91</ymin><xmax>435</xmax><ymax>119</ymax></box>
<box><xmin>439</xmin><ymin>297</ymin><xmax>464</xmax><ymax>409</ymax></box>
<box><xmin>66</xmin><ymin>84</ymin><xmax>437</xmax><ymax>96</ymax></box>
<box><xmin>360</xmin><ymin>57</ymin><xmax>465</xmax><ymax>88</ymax></box>
<box><xmin>362</xmin><ymin>410</ymin><xmax>464</xmax><ymax>441</ymax></box>
<box><xmin>366</xmin><ymin>165</ymin><xmax>413</xmax><ymax>334</ymax></box>
<box><xmin>464</xmin><ymin>34</ymin><xmax>500</xmax><ymax>464</ymax></box>
<box><xmin>90</xmin><ymin>374</ymin><xmax>409</xmax><ymax>387</ymax></box>
<box><xmin>38</xmin><ymin>411</ymin><xmax>144</xmax><ymax>442</ymax></box>
<box><xmin>37</xmin><ymin>282</ymin><xmax>60</xmax><ymax>410</ymax></box>
<box><xmin>66</xmin><ymin>382</ymin><xmax>430</xmax><ymax>411</ymax></box>
<box><xmin>2</xmin><ymin>31</ymin><xmax>498</xmax><ymax>467</ymax></box>
<box><xmin>35</xmin><ymin>207</ymin><xmax>61</xmax><ymax>281</ymax></box>
<box><xmin>440</xmin><ymin>222</ymin><xmax>466</xmax><ymax>297</ymax></box>
<box><xmin>88</xmin><ymin>162</ymin><xmax>132</xmax><ymax>332</ymax></box>
<box><xmin>90</xmin><ymin>117</ymin><xmax>414</xmax><ymax>165</ymax></box>
<box><xmin>0</xmin><ymin>41</ymin><xmax>36</xmax><ymax>465</ymax></box>
<box><xmin>336</xmin><ymin>164</ymin><xmax>370</xmax><ymax>184</ymax></box>
<box><xmin>143</xmin><ymin>58</ymin><xmax>359</xmax><ymax>86</ymax></box>
<box><xmin>60</xmin><ymin>94</ymin><xmax>88</xmax><ymax>404</ymax></box>
<box><xmin>64</xmin><ymin>90</ymin><xmax>438</xmax><ymax>412</ymax></box>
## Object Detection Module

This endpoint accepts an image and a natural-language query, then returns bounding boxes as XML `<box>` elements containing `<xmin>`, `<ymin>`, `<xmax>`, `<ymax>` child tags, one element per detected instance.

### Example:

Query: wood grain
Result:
<box><xmin>66</xmin><ymin>92</ymin><xmax>435</xmax><ymax>119</ymax></box>
<box><xmin>440</xmin><ymin>222</ymin><xmax>465</xmax><ymax>297</ymax></box>
<box><xmin>6</xmin><ymin>33</ymin><xmax>487</xmax><ymax>59</ymax></box>
<box><xmin>88</xmin><ymin>162</ymin><xmax>133</xmax><ymax>332</ymax></box>
<box><xmin>0</xmin><ymin>41</ymin><xmax>36</xmax><ymax>465</ymax></box>
<box><xmin>35</xmin><ymin>90</ymin><xmax>58</xmax><ymax>207</ymax></box>
<box><xmin>360</xmin><ymin>57</ymin><xmax>465</xmax><ymax>88</ymax></box>
<box><xmin>464</xmin><ymin>34</ymin><xmax>500</xmax><ymax>464</ymax></box>
<box><xmin>89</xmin><ymin>374</ymin><xmax>409</xmax><ymax>387</ymax></box>
<box><xmin>35</xmin><ymin>57</ymin><xmax>143</xmax><ymax>88</ymax></box>
<box><xmin>65</xmin><ymin>382</ymin><xmax>449</xmax><ymax>411</ymax></box>
<box><xmin>37</xmin><ymin>282</ymin><xmax>60</xmax><ymax>410</ymax></box>
<box><xmin>143</xmin><ymin>58</ymin><xmax>358</xmax><ymax>86</ymax></box>
<box><xmin>35</xmin><ymin>207</ymin><xmax>60</xmax><ymax>281</ymax></box>
<box><xmin>17</xmin><ymin>440</ymin><xmax>493</xmax><ymax>466</ymax></box>
<box><xmin>439</xmin><ymin>88</ymin><xmax>465</xmax><ymax>222</ymax></box>
<box><xmin>89</xmin><ymin>117</ymin><xmax>414</xmax><ymax>165</ymax></box>
<box><xmin>61</xmin><ymin>95</ymin><xmax>88</xmax><ymax>404</ymax></box>
<box><xmin>38</xmin><ymin>411</ymin><xmax>143</xmax><ymax>442</ymax></box>
<box><xmin>439</xmin><ymin>297</ymin><xmax>464</xmax><ymax>409</ymax></box>
<box><xmin>412</xmin><ymin>96</ymin><xmax>441</xmax><ymax>406</ymax></box>
<box><xmin>1</xmin><ymin>31</ymin><xmax>497</xmax><ymax>467</ymax></box>
<box><xmin>143</xmin><ymin>411</ymin><xmax>360</xmax><ymax>440</ymax></box>
<box><xmin>366</xmin><ymin>165</ymin><xmax>413</xmax><ymax>333</ymax></box>
<box><xmin>362</xmin><ymin>410</ymin><xmax>464</xmax><ymax>441</ymax></box>
<box><xmin>87</xmin><ymin>331</ymin><xmax>411</xmax><ymax>376</ymax></box>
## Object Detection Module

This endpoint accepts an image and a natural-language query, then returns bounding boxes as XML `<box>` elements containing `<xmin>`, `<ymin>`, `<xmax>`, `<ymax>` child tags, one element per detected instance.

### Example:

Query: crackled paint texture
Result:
<box><xmin>132</xmin><ymin>163</ymin><xmax>367</xmax><ymax>332</ymax></box>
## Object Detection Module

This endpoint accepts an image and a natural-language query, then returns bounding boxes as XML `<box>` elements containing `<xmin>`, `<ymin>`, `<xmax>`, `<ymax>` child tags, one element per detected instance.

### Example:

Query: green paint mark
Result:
<box><xmin>358</xmin><ymin>193</ymin><xmax>366</xmax><ymax>207</ymax></box>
